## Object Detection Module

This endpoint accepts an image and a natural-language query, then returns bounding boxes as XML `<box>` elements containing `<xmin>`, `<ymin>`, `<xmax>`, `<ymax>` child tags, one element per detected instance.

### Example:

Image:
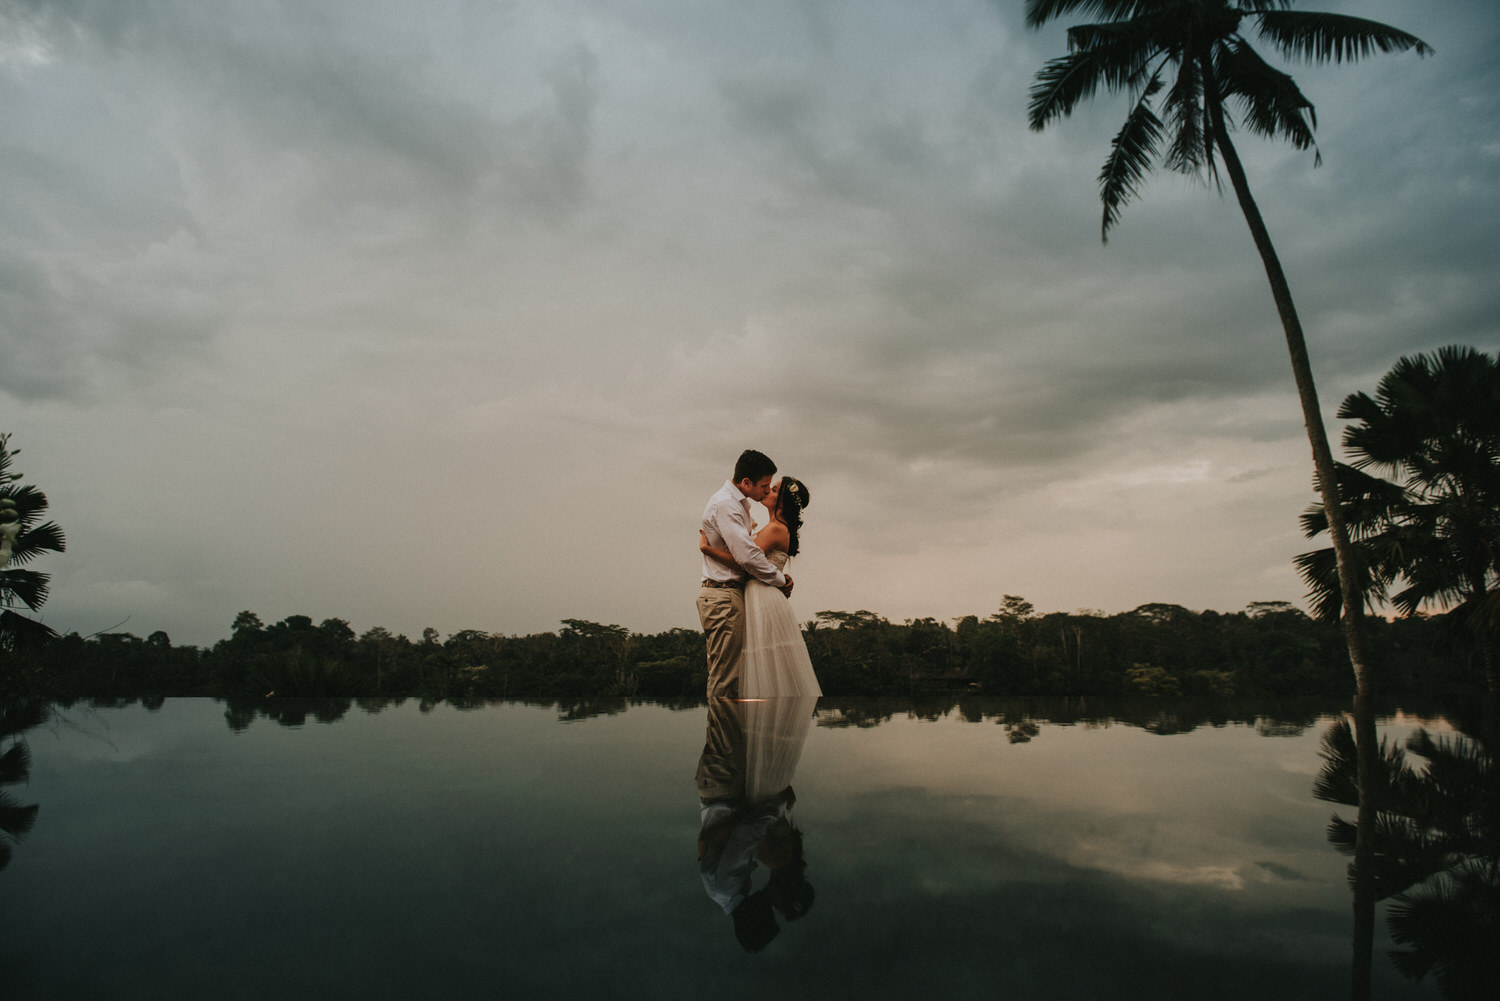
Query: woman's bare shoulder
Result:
<box><xmin>756</xmin><ymin>520</ymin><xmax>790</xmax><ymax>552</ymax></box>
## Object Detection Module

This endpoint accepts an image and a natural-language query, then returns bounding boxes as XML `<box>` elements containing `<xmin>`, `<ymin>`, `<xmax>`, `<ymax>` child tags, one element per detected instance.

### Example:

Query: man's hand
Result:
<box><xmin>779</xmin><ymin>574</ymin><xmax>794</xmax><ymax>597</ymax></box>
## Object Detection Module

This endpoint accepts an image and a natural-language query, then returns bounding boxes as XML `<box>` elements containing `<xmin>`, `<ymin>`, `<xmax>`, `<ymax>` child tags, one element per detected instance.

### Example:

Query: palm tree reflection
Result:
<box><xmin>695</xmin><ymin>696</ymin><xmax>818</xmax><ymax>952</ymax></box>
<box><xmin>1315</xmin><ymin>700</ymin><xmax>1497</xmax><ymax>999</ymax></box>
<box><xmin>1</xmin><ymin>698</ymin><xmax>46</xmax><ymax>873</ymax></box>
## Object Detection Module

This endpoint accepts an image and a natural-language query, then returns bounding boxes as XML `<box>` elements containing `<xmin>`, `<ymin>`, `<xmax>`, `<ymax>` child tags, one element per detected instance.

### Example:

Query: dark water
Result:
<box><xmin>0</xmin><ymin>697</ymin><xmax>1484</xmax><ymax>999</ymax></box>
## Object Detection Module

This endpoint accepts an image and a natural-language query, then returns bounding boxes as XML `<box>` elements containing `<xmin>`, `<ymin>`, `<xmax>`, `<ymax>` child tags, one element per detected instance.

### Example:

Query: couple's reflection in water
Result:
<box><xmin>1316</xmin><ymin>696</ymin><xmax>1497</xmax><ymax>1001</ymax></box>
<box><xmin>695</xmin><ymin>696</ymin><xmax>818</xmax><ymax>952</ymax></box>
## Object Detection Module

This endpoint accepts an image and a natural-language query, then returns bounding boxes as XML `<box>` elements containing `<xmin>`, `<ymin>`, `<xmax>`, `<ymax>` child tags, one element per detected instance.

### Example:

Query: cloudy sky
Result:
<box><xmin>3</xmin><ymin>0</ymin><xmax>1496</xmax><ymax>647</ymax></box>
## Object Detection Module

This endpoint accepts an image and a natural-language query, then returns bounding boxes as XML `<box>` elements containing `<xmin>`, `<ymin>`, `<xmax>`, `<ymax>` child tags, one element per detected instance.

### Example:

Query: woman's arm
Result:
<box><xmin>700</xmin><ymin>530</ymin><xmax>740</xmax><ymax>569</ymax></box>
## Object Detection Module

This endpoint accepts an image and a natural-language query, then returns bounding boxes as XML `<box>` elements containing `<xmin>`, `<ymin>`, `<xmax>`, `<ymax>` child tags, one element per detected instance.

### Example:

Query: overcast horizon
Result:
<box><xmin>4</xmin><ymin>0</ymin><xmax>1497</xmax><ymax>647</ymax></box>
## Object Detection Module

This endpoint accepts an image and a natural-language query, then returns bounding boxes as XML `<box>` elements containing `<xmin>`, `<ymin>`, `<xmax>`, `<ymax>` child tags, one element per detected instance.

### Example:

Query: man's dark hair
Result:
<box><xmin>733</xmin><ymin>449</ymin><xmax>776</xmax><ymax>484</ymax></box>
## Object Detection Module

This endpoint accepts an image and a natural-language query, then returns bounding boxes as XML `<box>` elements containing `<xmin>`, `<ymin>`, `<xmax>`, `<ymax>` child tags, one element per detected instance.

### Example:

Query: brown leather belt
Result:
<box><xmin>700</xmin><ymin>579</ymin><xmax>746</xmax><ymax>589</ymax></box>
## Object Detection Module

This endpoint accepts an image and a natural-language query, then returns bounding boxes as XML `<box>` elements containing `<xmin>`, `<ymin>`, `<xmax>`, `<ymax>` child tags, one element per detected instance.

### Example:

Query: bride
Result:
<box><xmin>700</xmin><ymin>476</ymin><xmax>822</xmax><ymax>698</ymax></box>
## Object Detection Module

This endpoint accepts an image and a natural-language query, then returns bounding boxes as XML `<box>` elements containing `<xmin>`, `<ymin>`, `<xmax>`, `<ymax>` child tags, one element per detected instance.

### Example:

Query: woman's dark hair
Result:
<box><xmin>775</xmin><ymin>476</ymin><xmax>809</xmax><ymax>557</ymax></box>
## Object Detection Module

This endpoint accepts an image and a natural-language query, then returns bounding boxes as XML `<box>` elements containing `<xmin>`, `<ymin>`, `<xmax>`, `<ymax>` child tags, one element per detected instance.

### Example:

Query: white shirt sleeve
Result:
<box><xmin>702</xmin><ymin>482</ymin><xmax>786</xmax><ymax>587</ymax></box>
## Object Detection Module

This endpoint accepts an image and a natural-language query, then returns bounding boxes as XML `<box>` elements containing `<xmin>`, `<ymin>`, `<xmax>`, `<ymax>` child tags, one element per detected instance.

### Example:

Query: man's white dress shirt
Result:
<box><xmin>700</xmin><ymin>480</ymin><xmax>786</xmax><ymax>587</ymax></box>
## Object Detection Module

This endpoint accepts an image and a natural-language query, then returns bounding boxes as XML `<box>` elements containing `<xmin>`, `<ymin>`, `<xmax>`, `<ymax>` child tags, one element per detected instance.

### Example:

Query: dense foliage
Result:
<box><xmin>6</xmin><ymin>595</ymin><xmax>1481</xmax><ymax>702</ymax></box>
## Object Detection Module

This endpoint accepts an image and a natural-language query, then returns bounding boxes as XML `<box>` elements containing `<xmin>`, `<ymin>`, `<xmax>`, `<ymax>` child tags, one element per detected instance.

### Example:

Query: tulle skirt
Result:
<box><xmin>740</xmin><ymin>580</ymin><xmax>822</xmax><ymax>698</ymax></box>
<box><xmin>743</xmin><ymin>695</ymin><xmax>817</xmax><ymax>802</ymax></box>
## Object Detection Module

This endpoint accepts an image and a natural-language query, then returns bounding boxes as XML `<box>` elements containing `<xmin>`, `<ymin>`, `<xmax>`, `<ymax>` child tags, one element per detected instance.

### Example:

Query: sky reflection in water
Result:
<box><xmin>0</xmin><ymin>697</ymin><xmax>1467</xmax><ymax>999</ymax></box>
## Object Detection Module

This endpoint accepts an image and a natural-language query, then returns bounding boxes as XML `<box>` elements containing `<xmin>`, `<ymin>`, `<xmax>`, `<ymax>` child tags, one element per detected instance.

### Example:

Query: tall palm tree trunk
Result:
<box><xmin>1202</xmin><ymin>66</ymin><xmax>1374</xmax><ymax>693</ymax></box>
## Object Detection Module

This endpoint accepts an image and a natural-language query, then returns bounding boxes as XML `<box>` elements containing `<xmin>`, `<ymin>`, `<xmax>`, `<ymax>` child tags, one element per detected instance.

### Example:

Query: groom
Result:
<box><xmin>698</xmin><ymin>449</ymin><xmax>793</xmax><ymax>698</ymax></box>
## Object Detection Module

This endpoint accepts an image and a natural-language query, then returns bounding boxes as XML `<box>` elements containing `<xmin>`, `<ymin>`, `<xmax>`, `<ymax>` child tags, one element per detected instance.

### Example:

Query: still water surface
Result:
<box><xmin>0</xmin><ymin>697</ymin><xmax>1476</xmax><ymax>999</ymax></box>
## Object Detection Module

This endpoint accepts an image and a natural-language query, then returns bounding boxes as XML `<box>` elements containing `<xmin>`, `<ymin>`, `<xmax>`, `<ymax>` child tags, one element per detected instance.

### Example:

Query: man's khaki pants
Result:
<box><xmin>697</xmin><ymin>585</ymin><xmax>744</xmax><ymax>699</ymax></box>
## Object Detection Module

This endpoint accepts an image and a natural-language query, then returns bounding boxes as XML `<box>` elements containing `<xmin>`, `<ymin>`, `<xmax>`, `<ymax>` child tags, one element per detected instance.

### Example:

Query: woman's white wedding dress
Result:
<box><xmin>740</xmin><ymin>550</ymin><xmax>822</xmax><ymax>697</ymax></box>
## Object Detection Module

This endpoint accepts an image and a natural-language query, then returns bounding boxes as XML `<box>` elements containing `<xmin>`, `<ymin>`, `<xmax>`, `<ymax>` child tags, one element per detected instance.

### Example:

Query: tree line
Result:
<box><xmin>4</xmin><ymin>594</ymin><xmax>1482</xmax><ymax>702</ymax></box>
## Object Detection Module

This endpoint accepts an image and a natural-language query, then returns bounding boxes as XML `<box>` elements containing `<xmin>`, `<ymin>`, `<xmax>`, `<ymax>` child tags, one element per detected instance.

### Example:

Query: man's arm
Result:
<box><xmin>715</xmin><ymin>499</ymin><xmax>785</xmax><ymax>587</ymax></box>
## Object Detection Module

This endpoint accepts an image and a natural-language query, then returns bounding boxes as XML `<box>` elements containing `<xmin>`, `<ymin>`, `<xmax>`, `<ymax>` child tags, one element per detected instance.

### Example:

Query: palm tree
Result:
<box><xmin>1025</xmin><ymin>0</ymin><xmax>1431</xmax><ymax>694</ymax></box>
<box><xmin>0</xmin><ymin>433</ymin><xmax>66</xmax><ymax>657</ymax></box>
<box><xmin>1299</xmin><ymin>347</ymin><xmax>1500</xmax><ymax>694</ymax></box>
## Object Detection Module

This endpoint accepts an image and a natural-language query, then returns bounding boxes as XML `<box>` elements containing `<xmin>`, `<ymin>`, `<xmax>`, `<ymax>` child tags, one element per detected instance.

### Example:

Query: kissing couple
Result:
<box><xmin>696</xmin><ymin>449</ymin><xmax>822</xmax><ymax>699</ymax></box>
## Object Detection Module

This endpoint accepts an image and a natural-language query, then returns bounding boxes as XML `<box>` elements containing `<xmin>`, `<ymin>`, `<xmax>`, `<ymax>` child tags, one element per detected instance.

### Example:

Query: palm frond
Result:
<box><xmin>6</xmin><ymin>521</ymin><xmax>66</xmax><ymax>566</ymax></box>
<box><xmin>0</xmin><ymin>700</ymin><xmax>48</xmax><ymax>741</ymax></box>
<box><xmin>1365</xmin><ymin>821</ymin><xmax>1461</xmax><ymax>899</ymax></box>
<box><xmin>0</xmin><ymin>568</ymin><xmax>51</xmax><ymax>611</ymax></box>
<box><xmin>1097</xmin><ymin>75</ymin><xmax>1164</xmax><ymax>240</ymax></box>
<box><xmin>1024</xmin><ymin>0</ymin><xmax>1154</xmax><ymax>30</ymax></box>
<box><xmin>1298</xmin><ymin>499</ymin><xmax>1328</xmax><ymax>539</ymax></box>
<box><xmin>1066</xmin><ymin>22</ymin><xmax>1172</xmax><ymax>97</ymax></box>
<box><xmin>1294</xmin><ymin>543</ymin><xmax>1351</xmax><ymax>621</ymax></box>
<box><xmin>1405</xmin><ymin>729</ymin><xmax>1491</xmax><ymax>803</ymax></box>
<box><xmin>1313</xmin><ymin>717</ymin><xmax>1360</xmax><ymax>805</ymax></box>
<box><xmin>1336</xmin><ymin>390</ymin><xmax>1411</xmax><ymax>473</ymax></box>
<box><xmin>1423</xmin><ymin>592</ymin><xmax>1500</xmax><ymax>651</ymax></box>
<box><xmin>1391</xmin><ymin>571</ymin><xmax>1466</xmax><ymax>620</ymax></box>
<box><xmin>0</xmin><ymin>608</ymin><xmax>60</xmax><ymax>654</ymax></box>
<box><xmin>1373</xmin><ymin>352</ymin><xmax>1443</xmax><ymax>417</ymax></box>
<box><xmin>1466</xmin><ymin>591</ymin><xmax>1500</xmax><ymax>639</ymax></box>
<box><xmin>1325</xmin><ymin>813</ymin><xmax>1356</xmax><ymax>855</ymax></box>
<box><xmin>1252</xmin><ymin>11</ymin><xmax>1433</xmax><ymax>64</ymax></box>
<box><xmin>1316</xmin><ymin>723</ymin><xmax>1420</xmax><ymax>805</ymax></box>
<box><xmin>1335</xmin><ymin>463</ymin><xmax>1411</xmax><ymax>531</ymax></box>
<box><xmin>1295</xmin><ymin>538</ymin><xmax>1398</xmax><ymax>621</ymax></box>
<box><xmin>0</xmin><ymin>741</ymin><xmax>29</xmax><ymax>785</ymax></box>
<box><xmin>1162</xmin><ymin>55</ymin><xmax>1209</xmax><ymax>174</ymax></box>
<box><xmin>1217</xmin><ymin>38</ymin><xmax>1319</xmax><ymax>157</ymax></box>
<box><xmin>1335</xmin><ymin>389</ymin><xmax>1383</xmax><ymax>425</ymax></box>
<box><xmin>0</xmin><ymin>484</ymin><xmax>50</xmax><ymax>526</ymax></box>
<box><xmin>0</xmin><ymin>797</ymin><xmax>39</xmax><ymax>841</ymax></box>
<box><xmin>0</xmin><ymin>434</ymin><xmax>15</xmax><ymax>481</ymax></box>
<box><xmin>1029</xmin><ymin>30</ymin><xmax>1162</xmax><ymax>129</ymax></box>
<box><xmin>1387</xmin><ymin>866</ymin><xmax>1500</xmax><ymax>995</ymax></box>
<box><xmin>1298</xmin><ymin>458</ymin><xmax>1439</xmax><ymax>619</ymax></box>
<box><xmin>1347</xmin><ymin>347</ymin><xmax>1500</xmax><ymax>476</ymax></box>
<box><xmin>1029</xmin><ymin>52</ymin><xmax>1101</xmax><ymax>129</ymax></box>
